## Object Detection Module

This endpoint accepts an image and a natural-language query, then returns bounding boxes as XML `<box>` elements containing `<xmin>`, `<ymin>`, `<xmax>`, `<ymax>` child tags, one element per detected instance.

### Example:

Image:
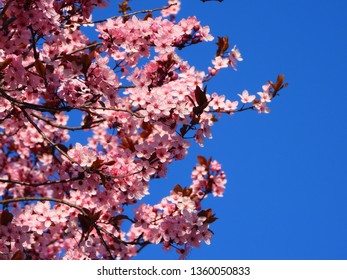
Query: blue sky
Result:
<box><xmin>86</xmin><ymin>0</ymin><xmax>347</xmax><ymax>259</ymax></box>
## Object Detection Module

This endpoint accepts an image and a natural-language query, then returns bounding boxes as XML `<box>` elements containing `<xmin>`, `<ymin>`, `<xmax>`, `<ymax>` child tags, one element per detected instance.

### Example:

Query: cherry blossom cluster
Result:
<box><xmin>209</xmin><ymin>45</ymin><xmax>243</xmax><ymax>75</ymax></box>
<box><xmin>190</xmin><ymin>157</ymin><xmax>227</xmax><ymax>198</ymax></box>
<box><xmin>0</xmin><ymin>0</ymin><xmax>286</xmax><ymax>259</ymax></box>
<box><xmin>161</xmin><ymin>0</ymin><xmax>181</xmax><ymax>17</ymax></box>
<box><xmin>96</xmin><ymin>13</ymin><xmax>214</xmax><ymax>69</ymax></box>
<box><xmin>127</xmin><ymin>158</ymin><xmax>224</xmax><ymax>258</ymax></box>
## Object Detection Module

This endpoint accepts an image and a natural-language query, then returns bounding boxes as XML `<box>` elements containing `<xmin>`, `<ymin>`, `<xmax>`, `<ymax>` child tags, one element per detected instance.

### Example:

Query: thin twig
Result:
<box><xmin>0</xmin><ymin>0</ymin><xmax>15</xmax><ymax>17</ymax></box>
<box><xmin>0</xmin><ymin>176</ymin><xmax>82</xmax><ymax>187</ymax></box>
<box><xmin>32</xmin><ymin>112</ymin><xmax>105</xmax><ymax>131</ymax></box>
<box><xmin>19</xmin><ymin>107</ymin><xmax>78</xmax><ymax>164</ymax></box>
<box><xmin>53</xmin><ymin>42</ymin><xmax>102</xmax><ymax>61</ymax></box>
<box><xmin>0</xmin><ymin>88</ymin><xmax>73</xmax><ymax>113</ymax></box>
<box><xmin>78</xmin><ymin>3</ymin><xmax>177</xmax><ymax>25</ymax></box>
<box><xmin>83</xmin><ymin>106</ymin><xmax>144</xmax><ymax>119</ymax></box>
<box><xmin>208</xmin><ymin>105</ymin><xmax>255</xmax><ymax>115</ymax></box>
<box><xmin>0</xmin><ymin>196</ymin><xmax>86</xmax><ymax>214</ymax></box>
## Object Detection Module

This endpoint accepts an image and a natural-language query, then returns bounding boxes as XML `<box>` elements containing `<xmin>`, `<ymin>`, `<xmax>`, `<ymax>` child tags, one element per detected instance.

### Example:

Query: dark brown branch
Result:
<box><xmin>0</xmin><ymin>176</ymin><xmax>82</xmax><ymax>187</ymax></box>
<box><xmin>96</xmin><ymin>168</ymin><xmax>144</xmax><ymax>181</ymax></box>
<box><xmin>53</xmin><ymin>42</ymin><xmax>102</xmax><ymax>61</ymax></box>
<box><xmin>22</xmin><ymin>42</ymin><xmax>103</xmax><ymax>72</ymax></box>
<box><xmin>19</xmin><ymin>107</ymin><xmax>78</xmax><ymax>164</ymax></box>
<box><xmin>78</xmin><ymin>3</ymin><xmax>178</xmax><ymax>25</ymax></box>
<box><xmin>0</xmin><ymin>196</ymin><xmax>86</xmax><ymax>213</ymax></box>
<box><xmin>82</xmin><ymin>106</ymin><xmax>144</xmax><ymax>119</ymax></box>
<box><xmin>0</xmin><ymin>88</ymin><xmax>73</xmax><ymax>113</ymax></box>
<box><xmin>201</xmin><ymin>0</ymin><xmax>223</xmax><ymax>2</ymax></box>
<box><xmin>0</xmin><ymin>0</ymin><xmax>15</xmax><ymax>17</ymax></box>
<box><xmin>32</xmin><ymin>113</ymin><xmax>105</xmax><ymax>131</ymax></box>
<box><xmin>208</xmin><ymin>104</ymin><xmax>255</xmax><ymax>115</ymax></box>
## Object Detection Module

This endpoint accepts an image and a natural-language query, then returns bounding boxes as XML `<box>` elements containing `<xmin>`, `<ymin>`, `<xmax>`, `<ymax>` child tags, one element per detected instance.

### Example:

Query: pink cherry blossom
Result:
<box><xmin>258</xmin><ymin>91</ymin><xmax>272</xmax><ymax>103</ymax></box>
<box><xmin>224</xmin><ymin>99</ymin><xmax>239</xmax><ymax>113</ymax></box>
<box><xmin>210</xmin><ymin>93</ymin><xmax>226</xmax><ymax>110</ymax></box>
<box><xmin>198</xmin><ymin>25</ymin><xmax>214</xmax><ymax>42</ymax></box>
<box><xmin>254</xmin><ymin>101</ymin><xmax>271</xmax><ymax>114</ymax></box>
<box><xmin>238</xmin><ymin>90</ymin><xmax>256</xmax><ymax>103</ymax></box>
<box><xmin>212</xmin><ymin>56</ymin><xmax>229</xmax><ymax>70</ymax></box>
<box><xmin>67</xmin><ymin>142</ymin><xmax>97</xmax><ymax>167</ymax></box>
<box><xmin>228</xmin><ymin>45</ymin><xmax>243</xmax><ymax>70</ymax></box>
<box><xmin>162</xmin><ymin>0</ymin><xmax>181</xmax><ymax>17</ymax></box>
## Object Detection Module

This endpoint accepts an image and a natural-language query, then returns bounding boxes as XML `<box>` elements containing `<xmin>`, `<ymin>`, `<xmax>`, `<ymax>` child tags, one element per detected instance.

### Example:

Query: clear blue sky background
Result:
<box><xmin>84</xmin><ymin>0</ymin><xmax>347</xmax><ymax>260</ymax></box>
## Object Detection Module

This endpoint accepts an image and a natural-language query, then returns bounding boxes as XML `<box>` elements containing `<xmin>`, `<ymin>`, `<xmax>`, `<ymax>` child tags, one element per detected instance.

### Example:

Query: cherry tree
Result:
<box><xmin>0</xmin><ymin>0</ymin><xmax>287</xmax><ymax>260</ymax></box>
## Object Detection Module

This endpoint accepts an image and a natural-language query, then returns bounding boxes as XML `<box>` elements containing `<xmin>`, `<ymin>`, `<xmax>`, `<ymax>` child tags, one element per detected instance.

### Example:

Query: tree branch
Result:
<box><xmin>19</xmin><ymin>107</ymin><xmax>78</xmax><ymax>164</ymax></box>
<box><xmin>0</xmin><ymin>88</ymin><xmax>73</xmax><ymax>113</ymax></box>
<box><xmin>0</xmin><ymin>176</ymin><xmax>83</xmax><ymax>187</ymax></box>
<box><xmin>52</xmin><ymin>42</ymin><xmax>102</xmax><ymax>61</ymax></box>
<box><xmin>82</xmin><ymin>106</ymin><xmax>144</xmax><ymax>119</ymax></box>
<box><xmin>0</xmin><ymin>196</ymin><xmax>85</xmax><ymax>214</ymax></box>
<box><xmin>75</xmin><ymin>3</ymin><xmax>178</xmax><ymax>25</ymax></box>
<box><xmin>31</xmin><ymin>112</ymin><xmax>105</xmax><ymax>131</ymax></box>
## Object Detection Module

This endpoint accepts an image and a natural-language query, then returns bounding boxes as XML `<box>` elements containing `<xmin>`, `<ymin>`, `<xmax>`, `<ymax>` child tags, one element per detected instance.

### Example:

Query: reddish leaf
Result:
<box><xmin>91</xmin><ymin>157</ymin><xmax>104</xmax><ymax>169</ymax></box>
<box><xmin>103</xmin><ymin>160</ymin><xmax>116</xmax><ymax>166</ymax></box>
<box><xmin>46</xmin><ymin>64</ymin><xmax>54</xmax><ymax>74</ymax></box>
<box><xmin>191</xmin><ymin>114</ymin><xmax>200</xmax><ymax>125</ymax></box>
<box><xmin>269</xmin><ymin>74</ymin><xmax>287</xmax><ymax>93</ymax></box>
<box><xmin>98</xmin><ymin>101</ymin><xmax>106</xmax><ymax>108</ymax></box>
<box><xmin>78</xmin><ymin>214</ymin><xmax>93</xmax><ymax>240</ymax></box>
<box><xmin>34</xmin><ymin>59</ymin><xmax>46</xmax><ymax>77</ymax></box>
<box><xmin>193</xmin><ymin>86</ymin><xmax>210</xmax><ymax>116</ymax></box>
<box><xmin>206</xmin><ymin>179</ymin><xmax>213</xmax><ymax>194</ymax></box>
<box><xmin>11</xmin><ymin>250</ymin><xmax>24</xmax><ymax>260</ymax></box>
<box><xmin>197</xmin><ymin>155</ymin><xmax>208</xmax><ymax>167</ymax></box>
<box><xmin>0</xmin><ymin>209</ymin><xmax>13</xmax><ymax>225</ymax></box>
<box><xmin>211</xmin><ymin>115</ymin><xmax>218</xmax><ymax>123</ymax></box>
<box><xmin>92</xmin><ymin>211</ymin><xmax>102</xmax><ymax>223</ymax></box>
<box><xmin>140</xmin><ymin>122</ymin><xmax>153</xmax><ymax>139</ymax></box>
<box><xmin>207</xmin><ymin>156</ymin><xmax>212</xmax><ymax>167</ymax></box>
<box><xmin>82</xmin><ymin>114</ymin><xmax>94</xmax><ymax>127</ymax></box>
<box><xmin>120</xmin><ymin>137</ymin><xmax>136</xmax><ymax>152</ymax></box>
<box><xmin>144</xmin><ymin>12</ymin><xmax>152</xmax><ymax>21</ymax></box>
<box><xmin>180</xmin><ymin>124</ymin><xmax>189</xmax><ymax>136</ymax></box>
<box><xmin>197</xmin><ymin>209</ymin><xmax>207</xmax><ymax>217</ymax></box>
<box><xmin>100</xmin><ymin>173</ymin><xmax>109</xmax><ymax>189</ymax></box>
<box><xmin>81</xmin><ymin>208</ymin><xmax>92</xmax><ymax>217</ymax></box>
<box><xmin>194</xmin><ymin>85</ymin><xmax>208</xmax><ymax>107</ymax></box>
<box><xmin>276</xmin><ymin>74</ymin><xmax>285</xmax><ymax>86</ymax></box>
<box><xmin>0</xmin><ymin>58</ymin><xmax>12</xmax><ymax>71</ymax></box>
<box><xmin>81</xmin><ymin>53</ymin><xmax>93</xmax><ymax>74</ymax></box>
<box><xmin>109</xmin><ymin>214</ymin><xmax>129</xmax><ymax>229</ymax></box>
<box><xmin>88</xmin><ymin>41</ymin><xmax>99</xmax><ymax>53</ymax></box>
<box><xmin>198</xmin><ymin>208</ymin><xmax>218</xmax><ymax>224</ymax></box>
<box><xmin>187</xmin><ymin>95</ymin><xmax>196</xmax><ymax>107</ymax></box>
<box><xmin>118</xmin><ymin>0</ymin><xmax>132</xmax><ymax>15</ymax></box>
<box><xmin>206</xmin><ymin>215</ymin><xmax>218</xmax><ymax>224</ymax></box>
<box><xmin>64</xmin><ymin>54</ymin><xmax>81</xmax><ymax>64</ymax></box>
<box><xmin>182</xmin><ymin>188</ymin><xmax>193</xmax><ymax>197</ymax></box>
<box><xmin>215</xmin><ymin>36</ymin><xmax>229</xmax><ymax>57</ymax></box>
<box><xmin>82</xmin><ymin>208</ymin><xmax>101</xmax><ymax>223</ymax></box>
<box><xmin>173</xmin><ymin>184</ymin><xmax>183</xmax><ymax>194</ymax></box>
<box><xmin>57</xmin><ymin>143</ymin><xmax>69</xmax><ymax>154</ymax></box>
<box><xmin>111</xmin><ymin>214</ymin><xmax>129</xmax><ymax>221</ymax></box>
